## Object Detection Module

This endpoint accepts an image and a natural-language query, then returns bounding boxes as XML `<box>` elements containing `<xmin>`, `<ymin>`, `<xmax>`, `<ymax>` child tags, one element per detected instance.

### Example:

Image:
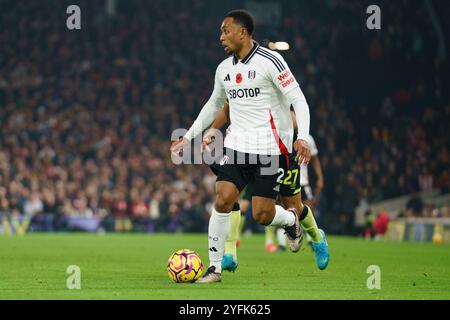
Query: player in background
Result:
<box><xmin>204</xmin><ymin>102</ymin><xmax>330</xmax><ymax>271</ymax></box>
<box><xmin>236</xmin><ymin>186</ymin><xmax>251</xmax><ymax>248</ymax></box>
<box><xmin>270</xmin><ymin>111</ymin><xmax>325</xmax><ymax>250</ymax></box>
<box><xmin>171</xmin><ymin>10</ymin><xmax>310</xmax><ymax>283</ymax></box>
<box><xmin>226</xmin><ymin>185</ymin><xmax>252</xmax><ymax>262</ymax></box>
<box><xmin>298</xmin><ymin>131</ymin><xmax>324</xmax><ymax>244</ymax></box>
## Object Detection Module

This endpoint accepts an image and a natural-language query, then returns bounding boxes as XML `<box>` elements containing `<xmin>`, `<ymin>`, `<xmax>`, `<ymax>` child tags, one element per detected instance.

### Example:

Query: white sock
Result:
<box><xmin>208</xmin><ymin>208</ymin><xmax>230</xmax><ymax>273</ymax></box>
<box><xmin>276</xmin><ymin>228</ymin><xmax>287</xmax><ymax>246</ymax></box>
<box><xmin>269</xmin><ymin>205</ymin><xmax>295</xmax><ymax>228</ymax></box>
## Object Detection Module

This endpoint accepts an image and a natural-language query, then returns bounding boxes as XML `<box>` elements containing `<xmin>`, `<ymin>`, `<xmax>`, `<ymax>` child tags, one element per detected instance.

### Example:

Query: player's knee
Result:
<box><xmin>252</xmin><ymin>209</ymin><xmax>274</xmax><ymax>226</ymax></box>
<box><xmin>293</xmin><ymin>203</ymin><xmax>304</xmax><ymax>215</ymax></box>
<box><xmin>281</xmin><ymin>199</ymin><xmax>304</xmax><ymax>214</ymax></box>
<box><xmin>214</xmin><ymin>193</ymin><xmax>235</xmax><ymax>213</ymax></box>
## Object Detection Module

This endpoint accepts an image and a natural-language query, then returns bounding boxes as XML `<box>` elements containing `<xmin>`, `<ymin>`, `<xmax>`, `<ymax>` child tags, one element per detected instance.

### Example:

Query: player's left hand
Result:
<box><xmin>294</xmin><ymin>139</ymin><xmax>311</xmax><ymax>165</ymax></box>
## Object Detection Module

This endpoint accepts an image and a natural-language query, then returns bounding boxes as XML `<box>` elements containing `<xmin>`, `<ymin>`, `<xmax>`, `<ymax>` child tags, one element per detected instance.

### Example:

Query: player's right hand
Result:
<box><xmin>201</xmin><ymin>128</ymin><xmax>217</xmax><ymax>152</ymax></box>
<box><xmin>170</xmin><ymin>137</ymin><xmax>189</xmax><ymax>157</ymax></box>
<box><xmin>294</xmin><ymin>139</ymin><xmax>311</xmax><ymax>165</ymax></box>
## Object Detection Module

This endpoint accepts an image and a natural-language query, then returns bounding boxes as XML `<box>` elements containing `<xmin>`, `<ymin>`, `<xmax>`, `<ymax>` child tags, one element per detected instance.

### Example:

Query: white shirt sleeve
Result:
<box><xmin>266</xmin><ymin>51</ymin><xmax>300</xmax><ymax>96</ymax></box>
<box><xmin>266</xmin><ymin>52</ymin><xmax>310</xmax><ymax>142</ymax></box>
<box><xmin>184</xmin><ymin>66</ymin><xmax>227</xmax><ymax>141</ymax></box>
<box><xmin>307</xmin><ymin>134</ymin><xmax>319</xmax><ymax>156</ymax></box>
<box><xmin>285</xmin><ymin>87</ymin><xmax>310</xmax><ymax>142</ymax></box>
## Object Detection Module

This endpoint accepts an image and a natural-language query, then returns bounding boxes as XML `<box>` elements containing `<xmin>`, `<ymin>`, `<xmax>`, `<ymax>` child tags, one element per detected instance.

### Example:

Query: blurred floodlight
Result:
<box><xmin>268</xmin><ymin>41</ymin><xmax>290</xmax><ymax>51</ymax></box>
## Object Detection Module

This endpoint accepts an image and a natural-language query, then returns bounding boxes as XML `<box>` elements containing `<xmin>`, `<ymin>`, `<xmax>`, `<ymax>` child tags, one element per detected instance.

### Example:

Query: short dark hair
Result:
<box><xmin>226</xmin><ymin>9</ymin><xmax>254</xmax><ymax>36</ymax></box>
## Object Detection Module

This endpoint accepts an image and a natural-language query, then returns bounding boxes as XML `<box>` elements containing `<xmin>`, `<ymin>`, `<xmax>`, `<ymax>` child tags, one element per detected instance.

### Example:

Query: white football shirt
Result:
<box><xmin>185</xmin><ymin>42</ymin><xmax>310</xmax><ymax>155</ymax></box>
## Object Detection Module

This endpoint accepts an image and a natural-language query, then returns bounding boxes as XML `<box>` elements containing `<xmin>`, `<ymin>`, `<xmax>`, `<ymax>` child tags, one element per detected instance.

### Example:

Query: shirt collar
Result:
<box><xmin>233</xmin><ymin>41</ymin><xmax>260</xmax><ymax>65</ymax></box>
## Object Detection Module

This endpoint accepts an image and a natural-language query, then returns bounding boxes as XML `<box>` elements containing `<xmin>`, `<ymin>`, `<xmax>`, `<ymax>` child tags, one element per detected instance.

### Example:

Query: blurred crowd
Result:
<box><xmin>0</xmin><ymin>0</ymin><xmax>448</xmax><ymax>234</ymax></box>
<box><xmin>363</xmin><ymin>194</ymin><xmax>449</xmax><ymax>240</ymax></box>
<box><xmin>279</xmin><ymin>0</ymin><xmax>449</xmax><ymax>233</ymax></box>
<box><xmin>403</xmin><ymin>193</ymin><xmax>449</xmax><ymax>219</ymax></box>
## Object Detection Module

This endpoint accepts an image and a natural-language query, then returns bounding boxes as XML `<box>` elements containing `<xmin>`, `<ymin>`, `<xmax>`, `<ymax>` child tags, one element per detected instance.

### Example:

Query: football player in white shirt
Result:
<box><xmin>205</xmin><ymin>102</ymin><xmax>329</xmax><ymax>272</ymax></box>
<box><xmin>171</xmin><ymin>10</ymin><xmax>310</xmax><ymax>283</ymax></box>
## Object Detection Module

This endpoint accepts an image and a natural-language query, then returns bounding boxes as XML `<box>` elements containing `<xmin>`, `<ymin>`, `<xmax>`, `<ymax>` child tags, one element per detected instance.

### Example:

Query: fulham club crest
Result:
<box><xmin>248</xmin><ymin>70</ymin><xmax>256</xmax><ymax>80</ymax></box>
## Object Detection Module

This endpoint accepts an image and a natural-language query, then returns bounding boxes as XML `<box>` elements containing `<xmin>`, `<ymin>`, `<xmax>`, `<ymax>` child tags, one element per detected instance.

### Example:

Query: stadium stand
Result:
<box><xmin>0</xmin><ymin>0</ymin><xmax>448</xmax><ymax>235</ymax></box>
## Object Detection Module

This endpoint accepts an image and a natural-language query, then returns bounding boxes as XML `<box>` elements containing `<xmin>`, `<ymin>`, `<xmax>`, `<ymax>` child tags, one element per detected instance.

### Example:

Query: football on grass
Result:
<box><xmin>167</xmin><ymin>249</ymin><xmax>203</xmax><ymax>283</ymax></box>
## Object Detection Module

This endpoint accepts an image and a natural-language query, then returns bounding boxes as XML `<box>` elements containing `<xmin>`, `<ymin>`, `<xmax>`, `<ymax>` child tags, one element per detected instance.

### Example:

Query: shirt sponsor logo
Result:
<box><xmin>278</xmin><ymin>70</ymin><xmax>295</xmax><ymax>88</ymax></box>
<box><xmin>227</xmin><ymin>88</ymin><xmax>261</xmax><ymax>99</ymax></box>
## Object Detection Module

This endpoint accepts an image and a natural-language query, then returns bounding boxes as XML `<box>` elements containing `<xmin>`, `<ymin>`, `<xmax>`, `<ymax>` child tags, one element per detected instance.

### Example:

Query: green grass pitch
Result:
<box><xmin>0</xmin><ymin>233</ymin><xmax>449</xmax><ymax>300</ymax></box>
